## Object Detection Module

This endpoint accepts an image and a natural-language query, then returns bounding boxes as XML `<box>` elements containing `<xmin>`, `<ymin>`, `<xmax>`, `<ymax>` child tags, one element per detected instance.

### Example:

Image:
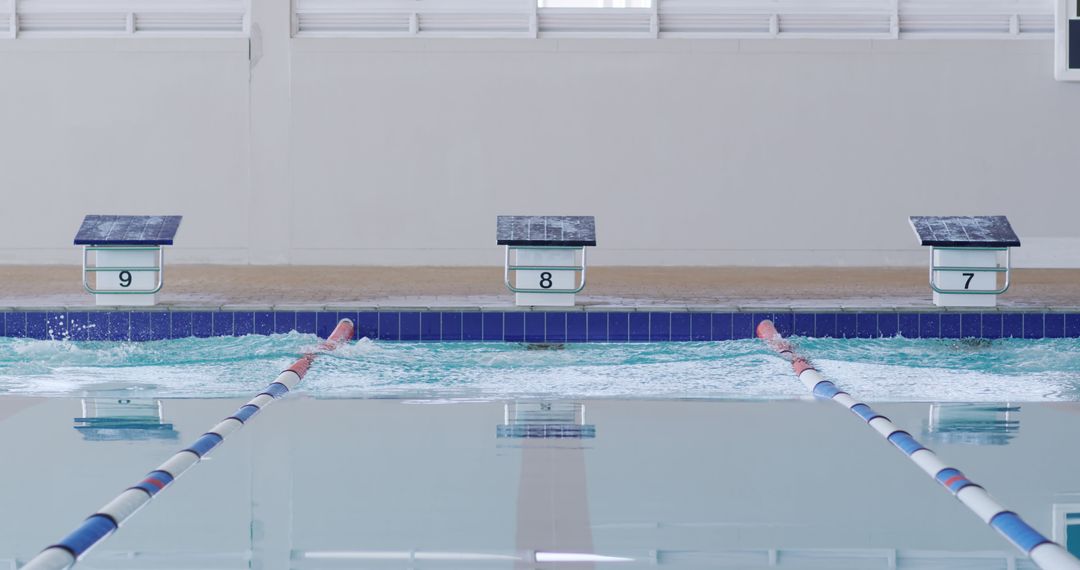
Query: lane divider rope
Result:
<box><xmin>755</xmin><ymin>319</ymin><xmax>1080</xmax><ymax>570</ymax></box>
<box><xmin>22</xmin><ymin>318</ymin><xmax>355</xmax><ymax>570</ymax></box>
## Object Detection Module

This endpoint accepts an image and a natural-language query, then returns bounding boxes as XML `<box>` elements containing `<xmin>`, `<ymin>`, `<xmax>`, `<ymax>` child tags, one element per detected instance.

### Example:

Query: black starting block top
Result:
<box><xmin>497</xmin><ymin>216</ymin><xmax>596</xmax><ymax>247</ymax></box>
<box><xmin>74</xmin><ymin>215</ymin><xmax>183</xmax><ymax>246</ymax></box>
<box><xmin>909</xmin><ymin>216</ymin><xmax>1020</xmax><ymax>248</ymax></box>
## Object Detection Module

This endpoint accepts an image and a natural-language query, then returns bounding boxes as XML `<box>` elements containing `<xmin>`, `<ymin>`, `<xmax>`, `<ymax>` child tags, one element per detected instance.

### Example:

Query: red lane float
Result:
<box><xmin>22</xmin><ymin>319</ymin><xmax>355</xmax><ymax>570</ymax></box>
<box><xmin>756</xmin><ymin>319</ymin><xmax>1080</xmax><ymax>570</ymax></box>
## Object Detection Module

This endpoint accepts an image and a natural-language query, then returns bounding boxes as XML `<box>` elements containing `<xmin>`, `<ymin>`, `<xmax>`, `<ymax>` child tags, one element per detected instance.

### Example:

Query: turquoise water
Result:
<box><xmin>2</xmin><ymin>335</ymin><xmax>1080</xmax><ymax>401</ymax></box>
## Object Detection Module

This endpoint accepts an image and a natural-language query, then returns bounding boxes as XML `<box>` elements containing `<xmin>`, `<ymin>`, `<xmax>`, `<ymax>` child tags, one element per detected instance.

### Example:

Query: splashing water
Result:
<box><xmin>1</xmin><ymin>335</ymin><xmax>1079</xmax><ymax>401</ymax></box>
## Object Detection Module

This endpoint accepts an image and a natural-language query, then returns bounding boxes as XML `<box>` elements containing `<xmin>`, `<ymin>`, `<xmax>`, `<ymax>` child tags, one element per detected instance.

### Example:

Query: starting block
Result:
<box><xmin>909</xmin><ymin>215</ymin><xmax>1020</xmax><ymax>308</ymax></box>
<box><xmin>498</xmin><ymin>215</ymin><xmax>595</xmax><ymax>307</ymax></box>
<box><xmin>75</xmin><ymin>215</ymin><xmax>182</xmax><ymax>306</ymax></box>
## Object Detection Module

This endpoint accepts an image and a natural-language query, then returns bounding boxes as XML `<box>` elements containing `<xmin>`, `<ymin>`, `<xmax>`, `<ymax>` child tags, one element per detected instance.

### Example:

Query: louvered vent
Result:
<box><xmin>418</xmin><ymin>12</ymin><xmax>530</xmax><ymax>33</ymax></box>
<box><xmin>297</xmin><ymin>12</ymin><xmax>411</xmax><ymax>33</ymax></box>
<box><xmin>18</xmin><ymin>12</ymin><xmax>126</xmax><ymax>32</ymax></box>
<box><xmin>11</xmin><ymin>0</ymin><xmax>246</xmax><ymax>36</ymax></box>
<box><xmin>659</xmin><ymin>13</ymin><xmax>770</xmax><ymax>34</ymax></box>
<box><xmin>293</xmin><ymin>0</ymin><xmax>1053</xmax><ymax>38</ymax></box>
<box><xmin>900</xmin><ymin>13</ymin><xmax>1012</xmax><ymax>34</ymax></box>
<box><xmin>779</xmin><ymin>13</ymin><xmax>891</xmax><ymax>34</ymax></box>
<box><xmin>539</xmin><ymin>9</ymin><xmax>652</xmax><ymax>34</ymax></box>
<box><xmin>134</xmin><ymin>13</ymin><xmax>244</xmax><ymax>32</ymax></box>
<box><xmin>1018</xmin><ymin>13</ymin><xmax>1052</xmax><ymax>33</ymax></box>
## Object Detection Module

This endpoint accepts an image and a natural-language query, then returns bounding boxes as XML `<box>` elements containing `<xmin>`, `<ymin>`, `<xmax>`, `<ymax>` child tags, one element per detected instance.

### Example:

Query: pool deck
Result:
<box><xmin>2</xmin><ymin>265</ymin><xmax>1080</xmax><ymax>311</ymax></box>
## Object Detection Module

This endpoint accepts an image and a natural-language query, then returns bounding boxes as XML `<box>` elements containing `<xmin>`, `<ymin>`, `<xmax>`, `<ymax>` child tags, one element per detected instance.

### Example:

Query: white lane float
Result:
<box><xmin>756</xmin><ymin>319</ymin><xmax>1080</xmax><ymax>570</ymax></box>
<box><xmin>21</xmin><ymin>319</ymin><xmax>355</xmax><ymax>570</ymax></box>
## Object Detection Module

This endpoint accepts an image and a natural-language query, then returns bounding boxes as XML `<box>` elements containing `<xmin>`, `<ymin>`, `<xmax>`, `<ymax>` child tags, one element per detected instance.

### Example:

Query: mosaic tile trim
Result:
<box><xmin>0</xmin><ymin>310</ymin><xmax>1076</xmax><ymax>342</ymax></box>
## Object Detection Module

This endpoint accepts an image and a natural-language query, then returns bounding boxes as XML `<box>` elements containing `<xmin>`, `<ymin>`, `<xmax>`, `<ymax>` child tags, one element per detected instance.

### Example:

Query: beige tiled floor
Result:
<box><xmin>1</xmin><ymin>265</ymin><xmax>1079</xmax><ymax>309</ymax></box>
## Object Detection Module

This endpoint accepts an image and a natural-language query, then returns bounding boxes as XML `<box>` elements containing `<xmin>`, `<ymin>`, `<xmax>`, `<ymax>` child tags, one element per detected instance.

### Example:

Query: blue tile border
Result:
<box><xmin>982</xmin><ymin>313</ymin><xmax>1003</xmax><ymax>339</ymax></box>
<box><xmin>462</xmin><ymin>312</ymin><xmax>483</xmax><ymax>341</ymax></box>
<box><xmin>567</xmin><ymin>312</ymin><xmax>586</xmax><ymax>343</ymax></box>
<box><xmin>27</xmin><ymin>312</ymin><xmax>48</xmax><ymax>340</ymax></box>
<box><xmin>254</xmin><ymin>311</ymin><xmax>274</xmax><ymax>336</ymax></box>
<box><xmin>690</xmin><ymin>313</ymin><xmax>710</xmax><ymax>341</ymax></box>
<box><xmin>546</xmin><ymin>312</ymin><xmax>566</xmax><ymax>343</ymax></box>
<box><xmin>856</xmin><ymin>313</ymin><xmax>876</xmax><ymax>339</ymax></box>
<box><xmin>732</xmin><ymin>313</ymin><xmax>754</xmax><ymax>339</ymax></box>
<box><xmin>378</xmin><ymin>312</ymin><xmax>399</xmax><ymax>341</ymax></box>
<box><xmin>274</xmin><ymin>311</ymin><xmax>295</xmax><ymax>335</ymax></box>
<box><xmin>877</xmin><ymin>313</ymin><xmax>898</xmax><ymax>337</ymax></box>
<box><xmin>400</xmin><ymin>312</ymin><xmax>421</xmax><ymax>341</ymax></box>
<box><xmin>1002</xmin><ymin>313</ymin><xmax>1023</xmax><ymax>339</ymax></box>
<box><xmin>234</xmin><ymin>312</ymin><xmax>254</xmax><ymax>337</ymax></box>
<box><xmin>587</xmin><ymin>312</ymin><xmax>606</xmax><ymax>342</ymax></box>
<box><xmin>940</xmin><ymin>314</ymin><xmax>961</xmax><ymax>339</ymax></box>
<box><xmin>442</xmin><ymin>312</ymin><xmax>463</xmax><ymax>341</ymax></box>
<box><xmin>357</xmin><ymin>312</ymin><xmax>379</xmax><ymax>340</ymax></box>
<box><xmin>793</xmin><ymin>313</ymin><xmax>814</xmax><ymax>337</ymax></box>
<box><xmin>150</xmin><ymin>312</ymin><xmax>170</xmax><ymax>341</ymax></box>
<box><xmin>68</xmin><ymin>312</ymin><xmax>89</xmax><ymax>341</ymax></box>
<box><xmin>628</xmin><ymin>313</ymin><xmax>649</xmax><ymax>342</ymax></box>
<box><xmin>899</xmin><ymin>314</ymin><xmax>919</xmax><ymax>338</ymax></box>
<box><xmin>836</xmin><ymin>313</ymin><xmax>856</xmax><ymax>339</ymax></box>
<box><xmin>482</xmin><ymin>312</ymin><xmax>503</xmax><ymax>342</ymax></box>
<box><xmin>108</xmin><ymin>312</ymin><xmax>129</xmax><ymax>341</ymax></box>
<box><xmin>295</xmin><ymin>312</ymin><xmax>316</xmax><ymax>335</ymax></box>
<box><xmin>130</xmin><ymin>312</ymin><xmax>152</xmax><ymax>341</ymax></box>
<box><xmin>3</xmin><ymin>309</ymin><xmax>1080</xmax><ymax>342</ymax></box>
<box><xmin>671</xmin><ymin>313</ymin><xmax>691</xmax><ymax>341</ymax></box>
<box><xmin>1045</xmin><ymin>313</ymin><xmax>1064</xmax><ymax>339</ymax></box>
<box><xmin>211</xmin><ymin>312</ymin><xmax>232</xmax><ymax>337</ymax></box>
<box><xmin>88</xmin><ymin>312</ymin><xmax>108</xmax><ymax>341</ymax></box>
<box><xmin>608</xmin><ymin>313</ymin><xmax>629</xmax><ymax>342</ymax></box>
<box><xmin>524</xmin><ymin>312</ymin><xmax>544</xmax><ymax>343</ymax></box>
<box><xmin>505</xmin><ymin>312</ymin><xmax>525</xmax><ymax>343</ymax></box>
<box><xmin>420</xmin><ymin>312</ymin><xmax>441</xmax><ymax>342</ymax></box>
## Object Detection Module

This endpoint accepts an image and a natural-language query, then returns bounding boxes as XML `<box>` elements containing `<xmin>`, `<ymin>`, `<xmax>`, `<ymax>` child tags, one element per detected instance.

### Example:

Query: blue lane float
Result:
<box><xmin>756</xmin><ymin>319</ymin><xmax>1080</xmax><ymax>570</ymax></box>
<box><xmin>21</xmin><ymin>318</ymin><xmax>355</xmax><ymax>570</ymax></box>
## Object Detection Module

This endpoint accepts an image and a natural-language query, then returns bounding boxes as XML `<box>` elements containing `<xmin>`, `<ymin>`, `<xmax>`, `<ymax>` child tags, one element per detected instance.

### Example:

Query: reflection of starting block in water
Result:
<box><xmin>1054</xmin><ymin>504</ymin><xmax>1080</xmax><ymax>561</ymax></box>
<box><xmin>75</xmin><ymin>215</ymin><xmax>182</xmax><ymax>306</ymax></box>
<box><xmin>74</xmin><ymin>398</ymin><xmax>178</xmax><ymax>442</ymax></box>
<box><xmin>922</xmin><ymin>403</ymin><xmax>1019</xmax><ymax>446</ymax></box>
<box><xmin>909</xmin><ymin>216</ymin><xmax>1021</xmax><ymax>308</ymax></box>
<box><xmin>497</xmin><ymin>402</ymin><xmax>595</xmax><ymax>439</ymax></box>
<box><xmin>498</xmin><ymin>215</ymin><xmax>595</xmax><ymax>307</ymax></box>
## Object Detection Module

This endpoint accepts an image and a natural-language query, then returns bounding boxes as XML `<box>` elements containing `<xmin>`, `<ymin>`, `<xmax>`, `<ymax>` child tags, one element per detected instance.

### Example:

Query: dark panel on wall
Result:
<box><xmin>1072</xmin><ymin>19</ymin><xmax>1080</xmax><ymax>69</ymax></box>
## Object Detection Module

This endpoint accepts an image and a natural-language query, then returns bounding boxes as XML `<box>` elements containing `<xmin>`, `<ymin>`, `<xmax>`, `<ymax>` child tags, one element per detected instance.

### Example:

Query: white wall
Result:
<box><xmin>0</xmin><ymin>17</ymin><xmax>1078</xmax><ymax>266</ymax></box>
<box><xmin>0</xmin><ymin>39</ymin><xmax>252</xmax><ymax>264</ymax></box>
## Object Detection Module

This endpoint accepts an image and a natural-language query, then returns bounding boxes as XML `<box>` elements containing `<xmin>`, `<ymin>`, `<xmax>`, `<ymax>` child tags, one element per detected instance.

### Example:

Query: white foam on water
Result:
<box><xmin>1</xmin><ymin>335</ymin><xmax>1079</xmax><ymax>401</ymax></box>
<box><xmin>812</xmin><ymin>358</ymin><xmax>1076</xmax><ymax>402</ymax></box>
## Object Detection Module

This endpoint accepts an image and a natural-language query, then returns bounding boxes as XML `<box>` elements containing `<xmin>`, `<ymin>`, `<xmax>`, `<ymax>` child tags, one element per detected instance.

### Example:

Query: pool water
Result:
<box><xmin>1</xmin><ymin>335</ymin><xmax>1080</xmax><ymax>401</ymax></box>
<box><xmin>6</xmin><ymin>335</ymin><xmax>1080</xmax><ymax>568</ymax></box>
<box><xmin>4</xmin><ymin>397</ymin><xmax>1080</xmax><ymax>570</ymax></box>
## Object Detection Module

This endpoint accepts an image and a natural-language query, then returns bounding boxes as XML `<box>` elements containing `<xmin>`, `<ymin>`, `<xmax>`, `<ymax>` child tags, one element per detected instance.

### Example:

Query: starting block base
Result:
<box><xmin>88</xmin><ymin>248</ymin><xmax>161</xmax><ymax>306</ymax></box>
<box><xmin>514</xmin><ymin>249</ymin><xmax>576</xmax><ymax>307</ymax></box>
<box><xmin>932</xmin><ymin>249</ymin><xmax>999</xmax><ymax>308</ymax></box>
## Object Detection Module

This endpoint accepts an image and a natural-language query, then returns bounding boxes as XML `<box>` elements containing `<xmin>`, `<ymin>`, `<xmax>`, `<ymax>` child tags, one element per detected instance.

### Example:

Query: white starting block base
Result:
<box><xmin>932</xmin><ymin>249</ymin><xmax>999</xmax><ymax>308</ymax></box>
<box><xmin>515</xmin><ymin>249</ymin><xmax>577</xmax><ymax>307</ymax></box>
<box><xmin>93</xmin><ymin>249</ymin><xmax>159</xmax><ymax>306</ymax></box>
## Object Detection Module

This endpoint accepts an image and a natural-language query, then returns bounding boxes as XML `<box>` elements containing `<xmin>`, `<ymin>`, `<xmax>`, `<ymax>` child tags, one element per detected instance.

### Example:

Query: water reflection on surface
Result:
<box><xmin>922</xmin><ymin>403</ymin><xmax>1020</xmax><ymax>446</ymax></box>
<box><xmin>73</xmin><ymin>398</ymin><xmax>178</xmax><ymax>442</ymax></box>
<box><xmin>3</xmin><ymin>397</ymin><xmax>1080</xmax><ymax>569</ymax></box>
